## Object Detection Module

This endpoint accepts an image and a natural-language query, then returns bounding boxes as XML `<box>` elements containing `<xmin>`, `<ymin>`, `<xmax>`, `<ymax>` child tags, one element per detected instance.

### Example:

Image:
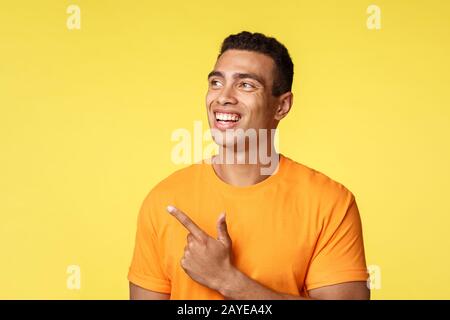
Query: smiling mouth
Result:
<box><xmin>213</xmin><ymin>111</ymin><xmax>242</xmax><ymax>131</ymax></box>
<box><xmin>214</xmin><ymin>112</ymin><xmax>241</xmax><ymax>123</ymax></box>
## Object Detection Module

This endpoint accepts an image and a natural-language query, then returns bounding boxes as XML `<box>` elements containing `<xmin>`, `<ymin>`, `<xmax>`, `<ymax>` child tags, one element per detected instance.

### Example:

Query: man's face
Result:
<box><xmin>206</xmin><ymin>49</ymin><xmax>280</xmax><ymax>148</ymax></box>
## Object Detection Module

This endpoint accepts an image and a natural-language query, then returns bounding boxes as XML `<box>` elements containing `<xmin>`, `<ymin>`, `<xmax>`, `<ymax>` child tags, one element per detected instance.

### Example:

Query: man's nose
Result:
<box><xmin>217</xmin><ymin>85</ymin><xmax>238</xmax><ymax>105</ymax></box>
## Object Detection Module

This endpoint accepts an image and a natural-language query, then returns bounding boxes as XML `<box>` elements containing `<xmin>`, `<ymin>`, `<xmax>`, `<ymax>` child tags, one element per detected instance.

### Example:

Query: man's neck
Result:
<box><xmin>211</xmin><ymin>146</ymin><xmax>280</xmax><ymax>187</ymax></box>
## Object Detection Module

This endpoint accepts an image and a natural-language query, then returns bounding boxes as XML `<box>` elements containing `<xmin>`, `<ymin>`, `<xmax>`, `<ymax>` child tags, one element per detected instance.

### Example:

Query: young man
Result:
<box><xmin>128</xmin><ymin>31</ymin><xmax>370</xmax><ymax>300</ymax></box>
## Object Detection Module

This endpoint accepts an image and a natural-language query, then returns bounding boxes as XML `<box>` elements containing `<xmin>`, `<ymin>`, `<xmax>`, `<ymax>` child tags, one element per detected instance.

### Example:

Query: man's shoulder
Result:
<box><xmin>282</xmin><ymin>155</ymin><xmax>354</xmax><ymax>201</ymax></box>
<box><xmin>146</xmin><ymin>162</ymin><xmax>205</xmax><ymax>199</ymax></box>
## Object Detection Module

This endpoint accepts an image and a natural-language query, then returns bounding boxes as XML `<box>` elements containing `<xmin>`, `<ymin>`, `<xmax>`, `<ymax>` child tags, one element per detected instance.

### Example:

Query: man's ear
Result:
<box><xmin>274</xmin><ymin>91</ymin><xmax>293</xmax><ymax>121</ymax></box>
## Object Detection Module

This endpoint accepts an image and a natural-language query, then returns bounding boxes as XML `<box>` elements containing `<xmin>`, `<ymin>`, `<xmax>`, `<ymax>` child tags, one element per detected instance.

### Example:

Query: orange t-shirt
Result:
<box><xmin>127</xmin><ymin>154</ymin><xmax>368</xmax><ymax>299</ymax></box>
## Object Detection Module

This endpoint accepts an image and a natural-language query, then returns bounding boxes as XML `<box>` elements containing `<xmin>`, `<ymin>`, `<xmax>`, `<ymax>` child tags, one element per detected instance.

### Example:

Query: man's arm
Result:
<box><xmin>129</xmin><ymin>276</ymin><xmax>369</xmax><ymax>300</ymax></box>
<box><xmin>219</xmin><ymin>267</ymin><xmax>369</xmax><ymax>300</ymax></box>
<box><xmin>129</xmin><ymin>282</ymin><xmax>170</xmax><ymax>300</ymax></box>
<box><xmin>166</xmin><ymin>205</ymin><xmax>370</xmax><ymax>300</ymax></box>
<box><xmin>308</xmin><ymin>281</ymin><xmax>370</xmax><ymax>300</ymax></box>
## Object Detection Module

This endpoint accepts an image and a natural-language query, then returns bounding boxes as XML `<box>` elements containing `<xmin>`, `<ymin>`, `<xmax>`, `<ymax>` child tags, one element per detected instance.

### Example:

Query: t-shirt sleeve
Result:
<box><xmin>127</xmin><ymin>193</ymin><xmax>171</xmax><ymax>294</ymax></box>
<box><xmin>304</xmin><ymin>192</ymin><xmax>368</xmax><ymax>292</ymax></box>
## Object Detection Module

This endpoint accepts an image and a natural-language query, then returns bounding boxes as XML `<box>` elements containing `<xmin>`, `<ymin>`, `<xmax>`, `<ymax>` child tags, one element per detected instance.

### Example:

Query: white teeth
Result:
<box><xmin>215</xmin><ymin>112</ymin><xmax>241</xmax><ymax>122</ymax></box>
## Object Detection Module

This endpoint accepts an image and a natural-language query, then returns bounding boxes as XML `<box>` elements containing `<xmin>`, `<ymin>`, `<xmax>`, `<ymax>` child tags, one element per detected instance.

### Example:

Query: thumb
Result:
<box><xmin>216</xmin><ymin>212</ymin><xmax>231</xmax><ymax>247</ymax></box>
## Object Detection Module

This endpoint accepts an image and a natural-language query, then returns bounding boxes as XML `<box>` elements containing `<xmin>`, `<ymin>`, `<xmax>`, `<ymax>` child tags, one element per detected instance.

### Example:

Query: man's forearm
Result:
<box><xmin>216</xmin><ymin>267</ymin><xmax>310</xmax><ymax>300</ymax></box>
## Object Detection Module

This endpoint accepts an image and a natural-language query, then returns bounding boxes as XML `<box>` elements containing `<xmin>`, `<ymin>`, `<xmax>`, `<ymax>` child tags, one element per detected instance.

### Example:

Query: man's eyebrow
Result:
<box><xmin>207</xmin><ymin>71</ymin><xmax>265</xmax><ymax>86</ymax></box>
<box><xmin>234</xmin><ymin>73</ymin><xmax>265</xmax><ymax>86</ymax></box>
<box><xmin>207</xmin><ymin>71</ymin><xmax>224</xmax><ymax>79</ymax></box>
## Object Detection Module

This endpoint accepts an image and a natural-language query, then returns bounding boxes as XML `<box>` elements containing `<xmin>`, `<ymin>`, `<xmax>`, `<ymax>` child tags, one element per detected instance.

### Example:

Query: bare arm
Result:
<box><xmin>129</xmin><ymin>282</ymin><xmax>170</xmax><ymax>300</ymax></box>
<box><xmin>219</xmin><ymin>268</ymin><xmax>370</xmax><ymax>300</ymax></box>
<box><xmin>308</xmin><ymin>281</ymin><xmax>370</xmax><ymax>300</ymax></box>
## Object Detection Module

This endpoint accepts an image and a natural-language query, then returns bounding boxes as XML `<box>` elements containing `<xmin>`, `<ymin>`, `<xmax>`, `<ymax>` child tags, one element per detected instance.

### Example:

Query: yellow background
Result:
<box><xmin>1</xmin><ymin>0</ymin><xmax>449</xmax><ymax>299</ymax></box>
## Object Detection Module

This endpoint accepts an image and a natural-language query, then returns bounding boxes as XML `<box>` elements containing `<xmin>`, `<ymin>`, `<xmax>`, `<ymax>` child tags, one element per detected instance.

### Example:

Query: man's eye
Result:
<box><xmin>210</xmin><ymin>80</ymin><xmax>222</xmax><ymax>87</ymax></box>
<box><xmin>240</xmin><ymin>82</ymin><xmax>254</xmax><ymax>89</ymax></box>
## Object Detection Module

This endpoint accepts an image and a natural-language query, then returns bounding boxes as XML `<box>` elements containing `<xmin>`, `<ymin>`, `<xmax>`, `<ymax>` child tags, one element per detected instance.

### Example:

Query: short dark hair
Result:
<box><xmin>218</xmin><ymin>31</ymin><xmax>294</xmax><ymax>96</ymax></box>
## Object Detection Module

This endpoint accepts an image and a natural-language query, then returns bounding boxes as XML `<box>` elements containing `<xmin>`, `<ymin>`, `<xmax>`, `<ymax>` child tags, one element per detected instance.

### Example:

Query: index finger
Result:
<box><xmin>167</xmin><ymin>205</ymin><xmax>206</xmax><ymax>240</ymax></box>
